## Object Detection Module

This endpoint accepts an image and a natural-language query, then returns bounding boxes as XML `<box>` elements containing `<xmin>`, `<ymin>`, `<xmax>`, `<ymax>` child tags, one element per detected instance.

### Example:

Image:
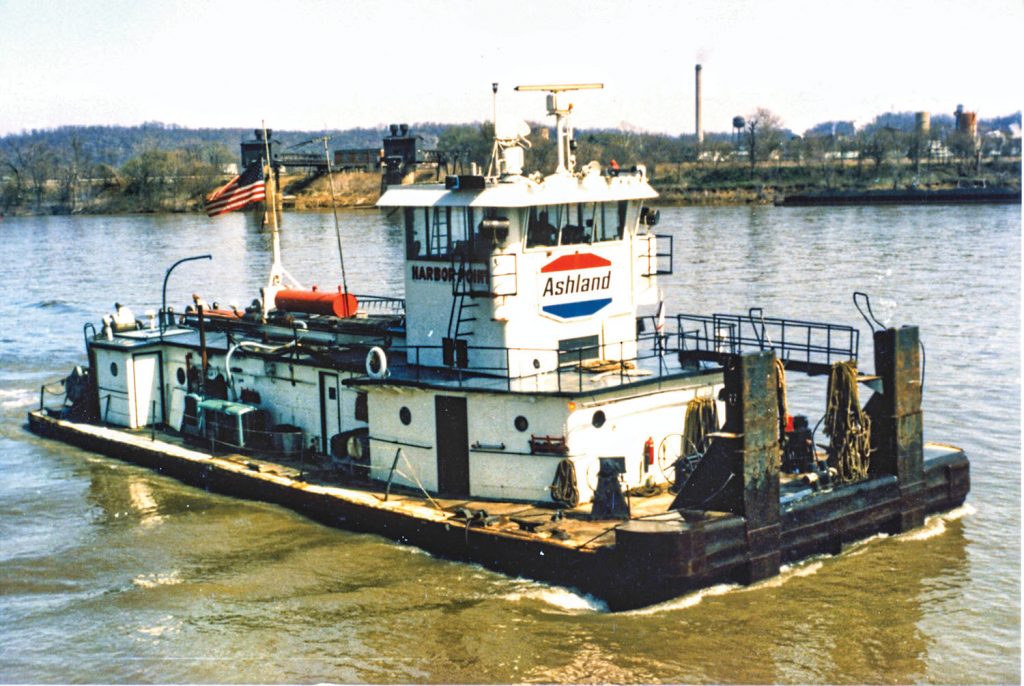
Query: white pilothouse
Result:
<box><xmin>84</xmin><ymin>84</ymin><xmax>725</xmax><ymax>507</ymax></box>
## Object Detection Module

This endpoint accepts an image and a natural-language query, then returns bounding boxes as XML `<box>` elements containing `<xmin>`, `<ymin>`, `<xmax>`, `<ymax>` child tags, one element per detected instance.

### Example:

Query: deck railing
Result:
<box><xmin>386</xmin><ymin>327</ymin><xmax>681</xmax><ymax>393</ymax></box>
<box><xmin>674</xmin><ymin>309</ymin><xmax>859</xmax><ymax>375</ymax></box>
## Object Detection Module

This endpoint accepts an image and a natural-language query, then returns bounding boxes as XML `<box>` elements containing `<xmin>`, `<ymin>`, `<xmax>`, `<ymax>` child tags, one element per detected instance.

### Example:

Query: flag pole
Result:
<box><xmin>262</xmin><ymin>120</ymin><xmax>283</xmax><ymax>288</ymax></box>
<box><xmin>260</xmin><ymin>121</ymin><xmax>301</xmax><ymax>320</ymax></box>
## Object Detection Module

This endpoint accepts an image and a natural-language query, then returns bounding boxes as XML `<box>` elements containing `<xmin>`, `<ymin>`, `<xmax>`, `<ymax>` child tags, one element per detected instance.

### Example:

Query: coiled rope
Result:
<box><xmin>775</xmin><ymin>358</ymin><xmax>788</xmax><ymax>437</ymax></box>
<box><xmin>682</xmin><ymin>395</ymin><xmax>719</xmax><ymax>456</ymax></box>
<box><xmin>628</xmin><ymin>478</ymin><xmax>662</xmax><ymax>498</ymax></box>
<box><xmin>550</xmin><ymin>458</ymin><xmax>580</xmax><ymax>508</ymax></box>
<box><xmin>775</xmin><ymin>358</ymin><xmax>788</xmax><ymax>467</ymax></box>
<box><xmin>824</xmin><ymin>360</ymin><xmax>872</xmax><ymax>484</ymax></box>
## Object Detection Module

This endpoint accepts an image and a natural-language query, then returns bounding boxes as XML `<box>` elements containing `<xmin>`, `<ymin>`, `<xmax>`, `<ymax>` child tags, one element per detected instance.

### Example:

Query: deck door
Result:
<box><xmin>319</xmin><ymin>372</ymin><xmax>341</xmax><ymax>454</ymax></box>
<box><xmin>435</xmin><ymin>396</ymin><xmax>469</xmax><ymax>496</ymax></box>
<box><xmin>132</xmin><ymin>351</ymin><xmax>164</xmax><ymax>427</ymax></box>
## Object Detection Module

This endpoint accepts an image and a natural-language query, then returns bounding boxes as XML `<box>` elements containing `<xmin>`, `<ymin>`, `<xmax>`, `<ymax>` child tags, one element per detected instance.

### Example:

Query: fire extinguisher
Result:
<box><xmin>644</xmin><ymin>437</ymin><xmax>654</xmax><ymax>472</ymax></box>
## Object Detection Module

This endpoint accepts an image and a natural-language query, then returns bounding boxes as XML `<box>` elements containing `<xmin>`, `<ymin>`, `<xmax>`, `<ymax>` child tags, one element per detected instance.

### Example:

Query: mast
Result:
<box><xmin>320</xmin><ymin>135</ymin><xmax>350</xmax><ymax>300</ymax></box>
<box><xmin>486</xmin><ymin>82</ymin><xmax>499</xmax><ymax>178</ymax></box>
<box><xmin>515</xmin><ymin>83</ymin><xmax>602</xmax><ymax>175</ymax></box>
<box><xmin>260</xmin><ymin>121</ymin><xmax>301</xmax><ymax>318</ymax></box>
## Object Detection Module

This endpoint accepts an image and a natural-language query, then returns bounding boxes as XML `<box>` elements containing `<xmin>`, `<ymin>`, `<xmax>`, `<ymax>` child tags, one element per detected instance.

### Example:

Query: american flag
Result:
<box><xmin>205</xmin><ymin>161</ymin><xmax>266</xmax><ymax>217</ymax></box>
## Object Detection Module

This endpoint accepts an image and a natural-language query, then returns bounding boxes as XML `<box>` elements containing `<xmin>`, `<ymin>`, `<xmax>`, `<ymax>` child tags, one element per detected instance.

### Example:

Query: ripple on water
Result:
<box><xmin>131</xmin><ymin>571</ymin><xmax>183</xmax><ymax>589</ymax></box>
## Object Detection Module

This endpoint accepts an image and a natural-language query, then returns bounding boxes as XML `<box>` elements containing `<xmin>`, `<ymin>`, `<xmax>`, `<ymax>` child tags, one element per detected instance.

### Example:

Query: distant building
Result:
<box><xmin>824</xmin><ymin>151</ymin><xmax>859</xmax><ymax>161</ymax></box>
<box><xmin>928</xmin><ymin>140</ymin><xmax>952</xmax><ymax>162</ymax></box>
<box><xmin>240</xmin><ymin>129</ymin><xmax>279</xmax><ymax>168</ymax></box>
<box><xmin>334</xmin><ymin>148</ymin><xmax>383</xmax><ymax>172</ymax></box>
<box><xmin>382</xmin><ymin>124</ymin><xmax>419</xmax><ymax>185</ymax></box>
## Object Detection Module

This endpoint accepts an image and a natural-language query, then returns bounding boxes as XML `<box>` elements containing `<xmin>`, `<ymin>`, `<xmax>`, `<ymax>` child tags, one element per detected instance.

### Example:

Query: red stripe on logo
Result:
<box><xmin>540</xmin><ymin>253</ymin><xmax>612</xmax><ymax>273</ymax></box>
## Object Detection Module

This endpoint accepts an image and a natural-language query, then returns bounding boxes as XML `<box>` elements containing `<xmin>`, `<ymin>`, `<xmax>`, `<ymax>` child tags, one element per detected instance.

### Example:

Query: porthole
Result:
<box><xmin>110</xmin><ymin>361</ymin><xmax>118</xmax><ymax>377</ymax></box>
<box><xmin>532</xmin><ymin>358</ymin><xmax>541</xmax><ymax>369</ymax></box>
<box><xmin>399</xmin><ymin>406</ymin><xmax>412</xmax><ymax>425</ymax></box>
<box><xmin>176</xmin><ymin>367</ymin><xmax>186</xmax><ymax>385</ymax></box>
<box><xmin>514</xmin><ymin>415</ymin><xmax>529</xmax><ymax>432</ymax></box>
<box><xmin>592</xmin><ymin>410</ymin><xmax>606</xmax><ymax>428</ymax></box>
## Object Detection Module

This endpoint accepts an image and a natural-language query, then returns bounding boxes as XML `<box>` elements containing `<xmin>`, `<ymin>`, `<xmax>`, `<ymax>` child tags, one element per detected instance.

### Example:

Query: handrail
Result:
<box><xmin>675</xmin><ymin>311</ymin><xmax>859</xmax><ymax>373</ymax></box>
<box><xmin>374</xmin><ymin>327</ymin><xmax>684</xmax><ymax>392</ymax></box>
<box><xmin>853</xmin><ymin>291</ymin><xmax>885</xmax><ymax>333</ymax></box>
<box><xmin>161</xmin><ymin>254</ymin><xmax>212</xmax><ymax>338</ymax></box>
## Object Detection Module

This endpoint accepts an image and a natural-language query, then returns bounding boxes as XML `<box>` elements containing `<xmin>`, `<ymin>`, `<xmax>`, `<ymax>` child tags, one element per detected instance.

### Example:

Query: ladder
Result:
<box><xmin>444</xmin><ymin>253</ymin><xmax>478</xmax><ymax>368</ymax></box>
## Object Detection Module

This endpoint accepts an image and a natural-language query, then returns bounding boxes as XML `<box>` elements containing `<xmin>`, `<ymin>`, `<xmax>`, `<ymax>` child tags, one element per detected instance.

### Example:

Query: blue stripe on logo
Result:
<box><xmin>542</xmin><ymin>298</ymin><xmax>612</xmax><ymax>319</ymax></box>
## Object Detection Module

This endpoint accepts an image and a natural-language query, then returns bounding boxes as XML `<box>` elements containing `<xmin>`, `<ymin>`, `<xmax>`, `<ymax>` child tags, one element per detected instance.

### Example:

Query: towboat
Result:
<box><xmin>29</xmin><ymin>84</ymin><xmax>969</xmax><ymax>611</ymax></box>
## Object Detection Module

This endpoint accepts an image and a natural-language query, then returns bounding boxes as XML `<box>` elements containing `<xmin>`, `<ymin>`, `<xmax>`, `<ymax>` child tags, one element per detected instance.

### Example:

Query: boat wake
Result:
<box><xmin>0</xmin><ymin>387</ymin><xmax>36</xmax><ymax>410</ymax></box>
<box><xmin>623</xmin><ymin>582</ymin><xmax>738</xmax><ymax>615</ymax></box>
<box><xmin>623</xmin><ymin>556</ymin><xmax>831</xmax><ymax>616</ymax></box>
<box><xmin>752</xmin><ymin>559</ymin><xmax>825</xmax><ymax>589</ymax></box>
<box><xmin>845</xmin><ymin>531</ymin><xmax>892</xmax><ymax>556</ymax></box>
<box><xmin>896</xmin><ymin>502</ymin><xmax>976</xmax><ymax>542</ymax></box>
<box><xmin>502</xmin><ymin>580</ymin><xmax>608</xmax><ymax>614</ymax></box>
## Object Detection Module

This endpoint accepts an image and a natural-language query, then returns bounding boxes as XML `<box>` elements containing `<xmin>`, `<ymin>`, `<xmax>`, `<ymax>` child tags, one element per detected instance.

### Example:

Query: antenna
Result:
<box><xmin>487</xmin><ymin>82</ymin><xmax>499</xmax><ymax>178</ymax></box>
<box><xmin>319</xmin><ymin>135</ymin><xmax>349</xmax><ymax>301</ymax></box>
<box><xmin>515</xmin><ymin>83</ymin><xmax>603</xmax><ymax>174</ymax></box>
<box><xmin>492</xmin><ymin>81</ymin><xmax>498</xmax><ymax>129</ymax></box>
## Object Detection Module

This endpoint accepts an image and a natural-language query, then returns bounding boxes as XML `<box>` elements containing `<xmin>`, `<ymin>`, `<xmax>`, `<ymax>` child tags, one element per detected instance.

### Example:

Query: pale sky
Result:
<box><xmin>0</xmin><ymin>0</ymin><xmax>1020</xmax><ymax>137</ymax></box>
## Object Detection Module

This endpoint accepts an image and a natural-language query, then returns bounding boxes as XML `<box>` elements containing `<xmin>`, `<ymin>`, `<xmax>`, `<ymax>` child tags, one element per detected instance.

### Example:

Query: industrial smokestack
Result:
<box><xmin>695</xmin><ymin>64</ymin><xmax>703</xmax><ymax>145</ymax></box>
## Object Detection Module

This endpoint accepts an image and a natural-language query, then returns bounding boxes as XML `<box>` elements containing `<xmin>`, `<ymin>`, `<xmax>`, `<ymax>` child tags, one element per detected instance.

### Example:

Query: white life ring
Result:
<box><xmin>366</xmin><ymin>346</ymin><xmax>388</xmax><ymax>379</ymax></box>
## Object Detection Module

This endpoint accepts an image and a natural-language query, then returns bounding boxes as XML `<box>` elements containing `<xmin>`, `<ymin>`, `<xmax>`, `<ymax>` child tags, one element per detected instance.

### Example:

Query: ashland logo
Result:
<box><xmin>539</xmin><ymin>253</ymin><xmax>613</xmax><ymax>319</ymax></box>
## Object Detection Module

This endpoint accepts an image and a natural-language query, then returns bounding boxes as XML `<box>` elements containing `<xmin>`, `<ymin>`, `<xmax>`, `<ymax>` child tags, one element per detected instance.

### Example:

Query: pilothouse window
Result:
<box><xmin>526</xmin><ymin>207</ymin><xmax>558</xmax><ymax>248</ymax></box>
<box><xmin>559</xmin><ymin>204</ymin><xmax>589</xmax><ymax>245</ymax></box>
<box><xmin>405</xmin><ymin>206</ymin><xmax>475</xmax><ymax>260</ymax></box>
<box><xmin>526</xmin><ymin>202</ymin><xmax>625</xmax><ymax>248</ymax></box>
<box><xmin>596</xmin><ymin>202</ymin><xmax>627</xmax><ymax>241</ymax></box>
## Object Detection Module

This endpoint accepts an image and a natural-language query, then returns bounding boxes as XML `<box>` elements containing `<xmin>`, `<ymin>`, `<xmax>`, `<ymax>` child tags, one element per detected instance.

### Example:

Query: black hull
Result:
<box><xmin>27</xmin><ymin>410</ymin><xmax>969</xmax><ymax>612</ymax></box>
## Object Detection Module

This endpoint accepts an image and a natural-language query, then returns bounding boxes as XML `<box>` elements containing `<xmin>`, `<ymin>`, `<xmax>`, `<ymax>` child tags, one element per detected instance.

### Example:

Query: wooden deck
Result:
<box><xmin>36</xmin><ymin>412</ymin><xmax>679</xmax><ymax>552</ymax></box>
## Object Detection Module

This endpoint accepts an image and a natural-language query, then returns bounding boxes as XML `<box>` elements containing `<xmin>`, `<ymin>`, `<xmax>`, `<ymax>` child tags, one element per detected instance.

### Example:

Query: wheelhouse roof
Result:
<box><xmin>377</xmin><ymin>172</ymin><xmax>657</xmax><ymax>208</ymax></box>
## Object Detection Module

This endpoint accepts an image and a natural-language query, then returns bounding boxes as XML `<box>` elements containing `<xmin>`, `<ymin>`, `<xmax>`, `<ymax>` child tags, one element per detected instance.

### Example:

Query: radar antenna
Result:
<box><xmin>515</xmin><ymin>83</ymin><xmax>603</xmax><ymax>174</ymax></box>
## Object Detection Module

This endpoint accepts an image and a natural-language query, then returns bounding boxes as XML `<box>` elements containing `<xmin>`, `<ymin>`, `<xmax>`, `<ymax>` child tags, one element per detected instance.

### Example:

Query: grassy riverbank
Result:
<box><xmin>2</xmin><ymin>158</ymin><xmax>1019</xmax><ymax>216</ymax></box>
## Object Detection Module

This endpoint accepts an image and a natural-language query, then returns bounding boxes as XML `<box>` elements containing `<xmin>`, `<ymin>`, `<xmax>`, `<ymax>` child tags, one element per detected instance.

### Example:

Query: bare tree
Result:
<box><xmin>744</xmin><ymin>108</ymin><xmax>784</xmax><ymax>176</ymax></box>
<box><xmin>803</xmin><ymin>134</ymin><xmax>838</xmax><ymax>188</ymax></box>
<box><xmin>23</xmin><ymin>142</ymin><xmax>57</xmax><ymax>209</ymax></box>
<box><xmin>58</xmin><ymin>134</ymin><xmax>90</xmax><ymax>211</ymax></box>
<box><xmin>948</xmin><ymin>130</ymin><xmax>977</xmax><ymax>176</ymax></box>
<box><xmin>0</xmin><ymin>140</ymin><xmax>25</xmax><ymax>211</ymax></box>
<box><xmin>907</xmin><ymin>129</ymin><xmax>928</xmax><ymax>177</ymax></box>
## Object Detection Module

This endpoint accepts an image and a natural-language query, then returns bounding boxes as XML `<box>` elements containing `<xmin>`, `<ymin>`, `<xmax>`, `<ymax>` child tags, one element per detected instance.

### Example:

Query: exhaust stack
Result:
<box><xmin>695</xmin><ymin>64</ymin><xmax>703</xmax><ymax>145</ymax></box>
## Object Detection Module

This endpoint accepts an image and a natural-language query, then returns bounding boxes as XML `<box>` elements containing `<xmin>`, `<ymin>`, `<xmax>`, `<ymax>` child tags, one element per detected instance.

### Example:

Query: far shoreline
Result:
<box><xmin>3</xmin><ymin>167</ymin><xmax>1019</xmax><ymax>218</ymax></box>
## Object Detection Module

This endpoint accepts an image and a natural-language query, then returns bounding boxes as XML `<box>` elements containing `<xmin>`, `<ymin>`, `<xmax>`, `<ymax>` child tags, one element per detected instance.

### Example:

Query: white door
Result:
<box><xmin>319</xmin><ymin>372</ymin><xmax>341</xmax><ymax>454</ymax></box>
<box><xmin>132</xmin><ymin>352</ymin><xmax>163</xmax><ymax>428</ymax></box>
